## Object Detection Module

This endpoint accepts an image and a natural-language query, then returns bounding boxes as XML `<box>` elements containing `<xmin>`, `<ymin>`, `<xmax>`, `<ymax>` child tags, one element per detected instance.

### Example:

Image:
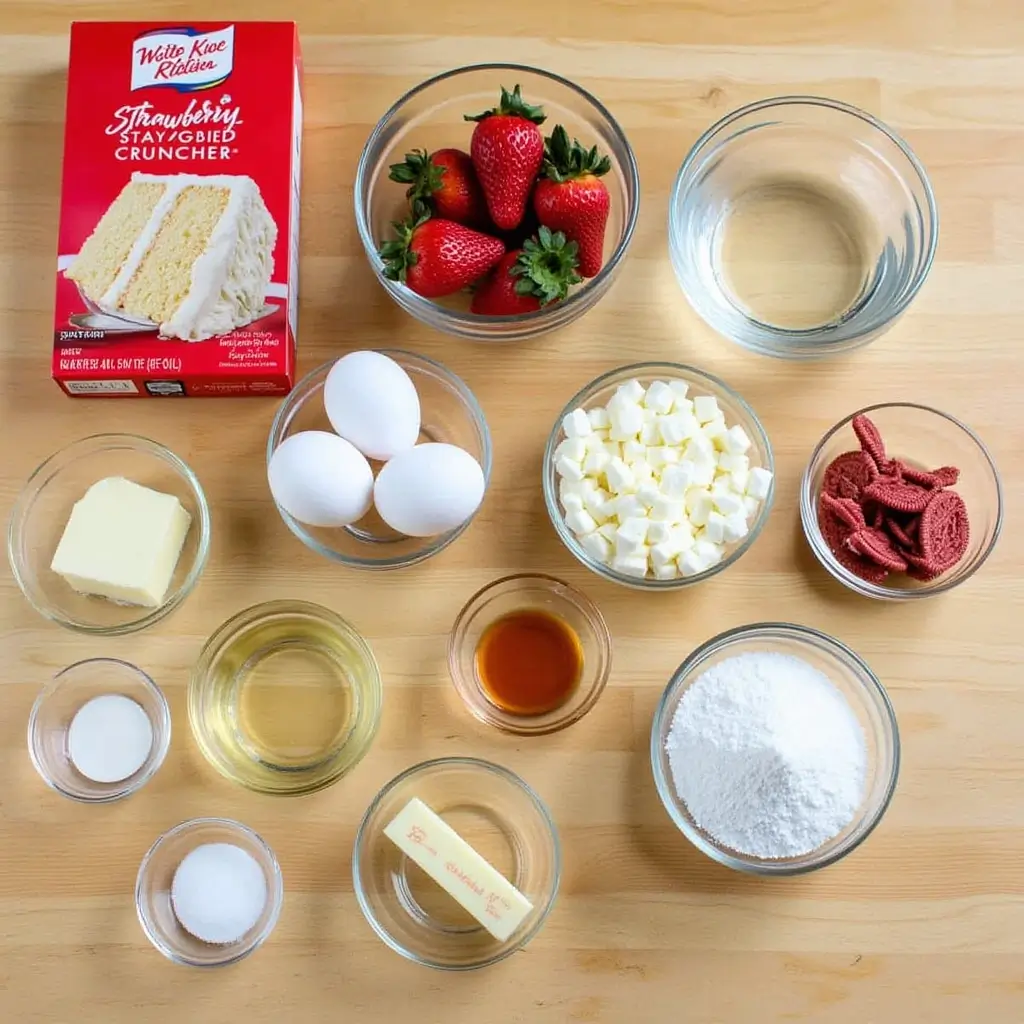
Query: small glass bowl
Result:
<box><xmin>189</xmin><ymin>600</ymin><xmax>383</xmax><ymax>795</ymax></box>
<box><xmin>651</xmin><ymin>623</ymin><xmax>900</xmax><ymax>875</ymax></box>
<box><xmin>800</xmin><ymin>403</ymin><xmax>1003</xmax><ymax>600</ymax></box>
<box><xmin>355</xmin><ymin>63</ymin><xmax>640</xmax><ymax>342</ymax></box>
<box><xmin>669</xmin><ymin>96</ymin><xmax>938</xmax><ymax>358</ymax></box>
<box><xmin>447</xmin><ymin>573</ymin><xmax>612</xmax><ymax>735</ymax></box>
<box><xmin>136</xmin><ymin>817</ymin><xmax>283</xmax><ymax>967</ymax></box>
<box><xmin>543</xmin><ymin>362</ymin><xmax>774</xmax><ymax>590</ymax></box>
<box><xmin>28</xmin><ymin>658</ymin><xmax>171</xmax><ymax>803</ymax></box>
<box><xmin>353</xmin><ymin>757</ymin><xmax>560</xmax><ymax>970</ymax></box>
<box><xmin>267</xmin><ymin>352</ymin><xmax>492</xmax><ymax>569</ymax></box>
<box><xmin>8</xmin><ymin>433</ymin><xmax>210</xmax><ymax>634</ymax></box>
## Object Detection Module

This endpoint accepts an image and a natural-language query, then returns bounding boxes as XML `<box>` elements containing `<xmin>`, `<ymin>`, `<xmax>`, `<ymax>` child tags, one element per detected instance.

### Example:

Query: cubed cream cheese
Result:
<box><xmin>50</xmin><ymin>476</ymin><xmax>192</xmax><ymax>608</ymax></box>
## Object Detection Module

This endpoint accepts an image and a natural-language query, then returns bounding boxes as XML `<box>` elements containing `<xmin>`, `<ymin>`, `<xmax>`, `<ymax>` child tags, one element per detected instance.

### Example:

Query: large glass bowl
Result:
<box><xmin>355</xmin><ymin>63</ymin><xmax>640</xmax><ymax>341</ymax></box>
<box><xmin>800</xmin><ymin>403</ymin><xmax>1003</xmax><ymax>599</ymax></box>
<box><xmin>543</xmin><ymin>362</ymin><xmax>774</xmax><ymax>590</ymax></box>
<box><xmin>669</xmin><ymin>96</ymin><xmax>938</xmax><ymax>358</ymax></box>
<box><xmin>651</xmin><ymin>623</ymin><xmax>900</xmax><ymax>875</ymax></box>
<box><xmin>266</xmin><ymin>351</ymin><xmax>491</xmax><ymax>569</ymax></box>
<box><xmin>8</xmin><ymin>433</ymin><xmax>210</xmax><ymax>634</ymax></box>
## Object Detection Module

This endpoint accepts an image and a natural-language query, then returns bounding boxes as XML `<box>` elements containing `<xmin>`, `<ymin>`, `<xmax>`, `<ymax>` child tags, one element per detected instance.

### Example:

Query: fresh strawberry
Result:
<box><xmin>464</xmin><ymin>84</ymin><xmax>546</xmax><ymax>231</ymax></box>
<box><xmin>387</xmin><ymin>147</ymin><xmax>488</xmax><ymax>227</ymax></box>
<box><xmin>471</xmin><ymin>226</ymin><xmax>581</xmax><ymax>315</ymax></box>
<box><xmin>379</xmin><ymin>216</ymin><xmax>504</xmax><ymax>298</ymax></box>
<box><xmin>533</xmin><ymin>124</ymin><xmax>612</xmax><ymax>277</ymax></box>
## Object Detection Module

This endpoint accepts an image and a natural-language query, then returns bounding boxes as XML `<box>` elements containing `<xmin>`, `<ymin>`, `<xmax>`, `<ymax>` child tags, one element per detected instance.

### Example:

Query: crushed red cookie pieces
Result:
<box><xmin>816</xmin><ymin>414</ymin><xmax>970</xmax><ymax>586</ymax></box>
<box><xmin>822</xmin><ymin>450</ymin><xmax>878</xmax><ymax>500</ymax></box>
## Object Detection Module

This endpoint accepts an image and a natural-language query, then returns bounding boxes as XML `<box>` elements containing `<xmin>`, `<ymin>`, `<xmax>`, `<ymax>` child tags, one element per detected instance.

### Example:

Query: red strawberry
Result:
<box><xmin>464</xmin><ymin>85</ymin><xmax>546</xmax><ymax>231</ymax></box>
<box><xmin>533</xmin><ymin>124</ymin><xmax>612</xmax><ymax>277</ymax></box>
<box><xmin>379</xmin><ymin>216</ymin><xmax>504</xmax><ymax>298</ymax></box>
<box><xmin>471</xmin><ymin>226</ymin><xmax>582</xmax><ymax>315</ymax></box>
<box><xmin>387</xmin><ymin>147</ymin><xmax>488</xmax><ymax>227</ymax></box>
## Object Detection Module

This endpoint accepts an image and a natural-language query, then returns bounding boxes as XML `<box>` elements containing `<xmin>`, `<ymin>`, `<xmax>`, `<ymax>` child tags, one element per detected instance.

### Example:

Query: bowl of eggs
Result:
<box><xmin>266</xmin><ymin>350</ymin><xmax>492</xmax><ymax>569</ymax></box>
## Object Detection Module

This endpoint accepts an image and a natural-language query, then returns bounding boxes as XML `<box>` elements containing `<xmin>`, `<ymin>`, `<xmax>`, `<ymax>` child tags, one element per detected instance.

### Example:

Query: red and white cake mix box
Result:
<box><xmin>53</xmin><ymin>22</ymin><xmax>302</xmax><ymax>397</ymax></box>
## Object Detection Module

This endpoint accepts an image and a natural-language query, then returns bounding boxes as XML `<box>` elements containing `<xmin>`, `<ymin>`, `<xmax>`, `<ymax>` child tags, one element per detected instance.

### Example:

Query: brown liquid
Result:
<box><xmin>475</xmin><ymin>609</ymin><xmax>583</xmax><ymax>716</ymax></box>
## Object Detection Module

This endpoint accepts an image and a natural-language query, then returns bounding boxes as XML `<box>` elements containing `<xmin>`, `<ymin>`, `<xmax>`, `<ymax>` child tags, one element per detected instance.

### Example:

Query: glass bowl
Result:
<box><xmin>353</xmin><ymin>757</ymin><xmax>560</xmax><ymax>970</ymax></box>
<box><xmin>8</xmin><ymin>433</ymin><xmax>210</xmax><ymax>634</ymax></box>
<box><xmin>355</xmin><ymin>63</ymin><xmax>640</xmax><ymax>342</ymax></box>
<box><xmin>28</xmin><ymin>658</ymin><xmax>171</xmax><ymax>803</ymax></box>
<box><xmin>189</xmin><ymin>600</ymin><xmax>383</xmax><ymax>796</ymax></box>
<box><xmin>800</xmin><ymin>403</ymin><xmax>1003</xmax><ymax>599</ymax></box>
<box><xmin>543</xmin><ymin>362</ymin><xmax>774</xmax><ymax>590</ymax></box>
<box><xmin>651</xmin><ymin>623</ymin><xmax>900</xmax><ymax>875</ymax></box>
<box><xmin>447</xmin><ymin>573</ymin><xmax>611</xmax><ymax>735</ymax></box>
<box><xmin>135</xmin><ymin>817</ymin><xmax>283</xmax><ymax>967</ymax></box>
<box><xmin>669</xmin><ymin>96</ymin><xmax>938</xmax><ymax>358</ymax></box>
<box><xmin>267</xmin><ymin>352</ymin><xmax>492</xmax><ymax>569</ymax></box>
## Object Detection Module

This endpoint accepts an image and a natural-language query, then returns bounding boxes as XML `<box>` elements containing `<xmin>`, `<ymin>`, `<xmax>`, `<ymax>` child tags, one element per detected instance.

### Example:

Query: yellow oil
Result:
<box><xmin>193</xmin><ymin>609</ymin><xmax>380</xmax><ymax>794</ymax></box>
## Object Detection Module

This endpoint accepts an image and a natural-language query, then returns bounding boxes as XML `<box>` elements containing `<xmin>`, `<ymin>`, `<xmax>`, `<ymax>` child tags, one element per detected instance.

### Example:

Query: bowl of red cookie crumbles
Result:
<box><xmin>800</xmin><ymin>404</ymin><xmax>1003</xmax><ymax>600</ymax></box>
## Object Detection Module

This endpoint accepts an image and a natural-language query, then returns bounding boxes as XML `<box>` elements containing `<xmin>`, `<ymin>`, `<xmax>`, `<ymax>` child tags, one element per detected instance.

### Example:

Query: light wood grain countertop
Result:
<box><xmin>1</xmin><ymin>2</ymin><xmax>1023</xmax><ymax>1022</ymax></box>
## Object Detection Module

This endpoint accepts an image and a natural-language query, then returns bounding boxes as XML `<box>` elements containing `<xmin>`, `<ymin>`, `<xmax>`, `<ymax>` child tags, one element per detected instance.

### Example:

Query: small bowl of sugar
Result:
<box><xmin>136</xmin><ymin>818</ymin><xmax>283</xmax><ymax>968</ymax></box>
<box><xmin>651</xmin><ymin>622</ymin><xmax>900</xmax><ymax>875</ymax></box>
<box><xmin>28</xmin><ymin>658</ymin><xmax>171</xmax><ymax>803</ymax></box>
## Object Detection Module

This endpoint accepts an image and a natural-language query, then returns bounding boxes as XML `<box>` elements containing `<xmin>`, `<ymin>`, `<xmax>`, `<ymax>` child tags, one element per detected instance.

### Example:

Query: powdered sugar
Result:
<box><xmin>665</xmin><ymin>651</ymin><xmax>867</xmax><ymax>859</ymax></box>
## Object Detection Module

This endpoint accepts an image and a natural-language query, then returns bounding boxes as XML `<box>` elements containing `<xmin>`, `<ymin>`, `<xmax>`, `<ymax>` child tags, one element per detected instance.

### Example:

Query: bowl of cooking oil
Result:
<box><xmin>188</xmin><ymin>600</ymin><xmax>383</xmax><ymax>795</ymax></box>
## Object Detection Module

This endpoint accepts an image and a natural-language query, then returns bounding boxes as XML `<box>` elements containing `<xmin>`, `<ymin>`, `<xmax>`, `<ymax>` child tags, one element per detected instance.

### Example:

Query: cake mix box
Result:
<box><xmin>53</xmin><ymin>22</ymin><xmax>302</xmax><ymax>397</ymax></box>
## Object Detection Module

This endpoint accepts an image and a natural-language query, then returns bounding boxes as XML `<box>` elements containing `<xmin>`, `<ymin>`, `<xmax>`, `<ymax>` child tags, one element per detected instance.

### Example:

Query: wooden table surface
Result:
<box><xmin>2</xmin><ymin>2</ymin><xmax>1023</xmax><ymax>1022</ymax></box>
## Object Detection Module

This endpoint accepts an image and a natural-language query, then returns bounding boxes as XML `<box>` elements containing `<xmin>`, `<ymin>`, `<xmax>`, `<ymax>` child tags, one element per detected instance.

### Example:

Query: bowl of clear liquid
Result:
<box><xmin>669</xmin><ymin>96</ymin><xmax>938</xmax><ymax>358</ymax></box>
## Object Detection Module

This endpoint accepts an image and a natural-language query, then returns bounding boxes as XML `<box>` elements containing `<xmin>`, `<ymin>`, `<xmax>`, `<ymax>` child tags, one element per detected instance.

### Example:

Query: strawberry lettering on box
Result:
<box><xmin>53</xmin><ymin>22</ymin><xmax>303</xmax><ymax>398</ymax></box>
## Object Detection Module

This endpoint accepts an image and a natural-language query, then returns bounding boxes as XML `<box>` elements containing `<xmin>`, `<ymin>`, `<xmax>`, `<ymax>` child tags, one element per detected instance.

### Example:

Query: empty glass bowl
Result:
<box><xmin>189</xmin><ymin>601</ymin><xmax>383</xmax><ymax>795</ymax></box>
<box><xmin>651</xmin><ymin>623</ymin><xmax>900</xmax><ymax>875</ymax></box>
<box><xmin>801</xmin><ymin>403</ymin><xmax>1003</xmax><ymax>599</ymax></box>
<box><xmin>135</xmin><ymin>817</ymin><xmax>283</xmax><ymax>967</ymax></box>
<box><xmin>8</xmin><ymin>433</ymin><xmax>210</xmax><ymax>634</ymax></box>
<box><xmin>266</xmin><ymin>352</ymin><xmax>491</xmax><ymax>569</ymax></box>
<box><xmin>543</xmin><ymin>362</ymin><xmax>774</xmax><ymax>590</ymax></box>
<box><xmin>355</xmin><ymin>63</ymin><xmax>640</xmax><ymax>341</ymax></box>
<box><xmin>447</xmin><ymin>573</ymin><xmax>612</xmax><ymax>735</ymax></box>
<box><xmin>353</xmin><ymin>757</ymin><xmax>560</xmax><ymax>970</ymax></box>
<box><xmin>670</xmin><ymin>96</ymin><xmax>938</xmax><ymax>358</ymax></box>
<box><xmin>28</xmin><ymin>658</ymin><xmax>171</xmax><ymax>803</ymax></box>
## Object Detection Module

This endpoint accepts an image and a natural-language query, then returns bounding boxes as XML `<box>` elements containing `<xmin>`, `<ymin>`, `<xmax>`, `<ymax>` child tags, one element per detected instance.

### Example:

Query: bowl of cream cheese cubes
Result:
<box><xmin>543</xmin><ymin>363</ymin><xmax>774</xmax><ymax>588</ymax></box>
<box><xmin>267</xmin><ymin>350</ymin><xmax>491</xmax><ymax>569</ymax></box>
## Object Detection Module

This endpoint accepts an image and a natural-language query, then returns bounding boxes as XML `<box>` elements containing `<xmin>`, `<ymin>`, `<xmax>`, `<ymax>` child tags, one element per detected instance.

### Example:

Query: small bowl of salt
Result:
<box><xmin>651</xmin><ymin>622</ymin><xmax>900</xmax><ymax>875</ymax></box>
<box><xmin>28</xmin><ymin>658</ymin><xmax>171</xmax><ymax>803</ymax></box>
<box><xmin>136</xmin><ymin>818</ymin><xmax>283</xmax><ymax>967</ymax></box>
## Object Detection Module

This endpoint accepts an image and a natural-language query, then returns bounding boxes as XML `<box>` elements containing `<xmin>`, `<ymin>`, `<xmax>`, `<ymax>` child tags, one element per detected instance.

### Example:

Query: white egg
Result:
<box><xmin>373</xmin><ymin>443</ymin><xmax>486</xmax><ymax>537</ymax></box>
<box><xmin>268</xmin><ymin>430</ymin><xmax>373</xmax><ymax>528</ymax></box>
<box><xmin>323</xmin><ymin>350</ymin><xmax>421</xmax><ymax>461</ymax></box>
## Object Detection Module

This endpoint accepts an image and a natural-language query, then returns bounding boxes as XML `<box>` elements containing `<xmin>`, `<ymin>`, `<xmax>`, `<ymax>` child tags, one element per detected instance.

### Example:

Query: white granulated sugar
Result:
<box><xmin>171</xmin><ymin>843</ymin><xmax>268</xmax><ymax>945</ymax></box>
<box><xmin>666</xmin><ymin>651</ymin><xmax>868</xmax><ymax>859</ymax></box>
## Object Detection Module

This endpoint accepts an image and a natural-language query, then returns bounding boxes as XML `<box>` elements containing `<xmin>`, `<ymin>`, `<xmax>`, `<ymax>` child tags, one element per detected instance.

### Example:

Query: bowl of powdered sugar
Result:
<box><xmin>651</xmin><ymin>622</ymin><xmax>899</xmax><ymax>874</ymax></box>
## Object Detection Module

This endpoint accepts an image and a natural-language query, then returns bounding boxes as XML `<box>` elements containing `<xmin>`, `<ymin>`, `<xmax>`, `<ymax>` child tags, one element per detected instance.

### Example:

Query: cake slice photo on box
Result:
<box><xmin>64</xmin><ymin>171</ymin><xmax>278</xmax><ymax>341</ymax></box>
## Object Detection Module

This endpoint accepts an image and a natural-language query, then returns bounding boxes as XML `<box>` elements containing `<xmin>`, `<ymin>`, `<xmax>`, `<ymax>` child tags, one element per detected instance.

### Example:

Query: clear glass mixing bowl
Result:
<box><xmin>670</xmin><ymin>96</ymin><xmax>938</xmax><ymax>358</ymax></box>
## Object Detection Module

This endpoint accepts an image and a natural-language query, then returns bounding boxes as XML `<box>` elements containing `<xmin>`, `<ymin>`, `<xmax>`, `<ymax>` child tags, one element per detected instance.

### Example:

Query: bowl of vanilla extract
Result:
<box><xmin>446</xmin><ymin>573</ymin><xmax>612</xmax><ymax>735</ymax></box>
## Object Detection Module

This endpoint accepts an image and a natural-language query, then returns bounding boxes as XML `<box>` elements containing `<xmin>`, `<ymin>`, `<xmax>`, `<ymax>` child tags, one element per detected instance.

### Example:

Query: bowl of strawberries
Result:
<box><xmin>355</xmin><ymin>64</ymin><xmax>640</xmax><ymax>341</ymax></box>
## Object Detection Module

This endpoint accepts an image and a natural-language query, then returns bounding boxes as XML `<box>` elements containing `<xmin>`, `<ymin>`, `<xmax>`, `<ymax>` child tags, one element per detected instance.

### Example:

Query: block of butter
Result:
<box><xmin>50</xmin><ymin>476</ymin><xmax>192</xmax><ymax>608</ymax></box>
<box><xmin>384</xmin><ymin>797</ymin><xmax>533</xmax><ymax>942</ymax></box>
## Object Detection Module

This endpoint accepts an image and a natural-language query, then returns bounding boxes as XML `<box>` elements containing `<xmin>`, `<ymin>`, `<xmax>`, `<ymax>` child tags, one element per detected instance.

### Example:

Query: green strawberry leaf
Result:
<box><xmin>465</xmin><ymin>83</ymin><xmax>546</xmax><ymax>124</ymax></box>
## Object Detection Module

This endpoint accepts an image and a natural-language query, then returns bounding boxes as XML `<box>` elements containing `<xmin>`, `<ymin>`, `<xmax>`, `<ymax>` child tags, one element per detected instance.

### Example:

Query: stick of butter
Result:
<box><xmin>383</xmin><ymin>797</ymin><xmax>533</xmax><ymax>942</ymax></box>
<box><xmin>50</xmin><ymin>476</ymin><xmax>192</xmax><ymax>608</ymax></box>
